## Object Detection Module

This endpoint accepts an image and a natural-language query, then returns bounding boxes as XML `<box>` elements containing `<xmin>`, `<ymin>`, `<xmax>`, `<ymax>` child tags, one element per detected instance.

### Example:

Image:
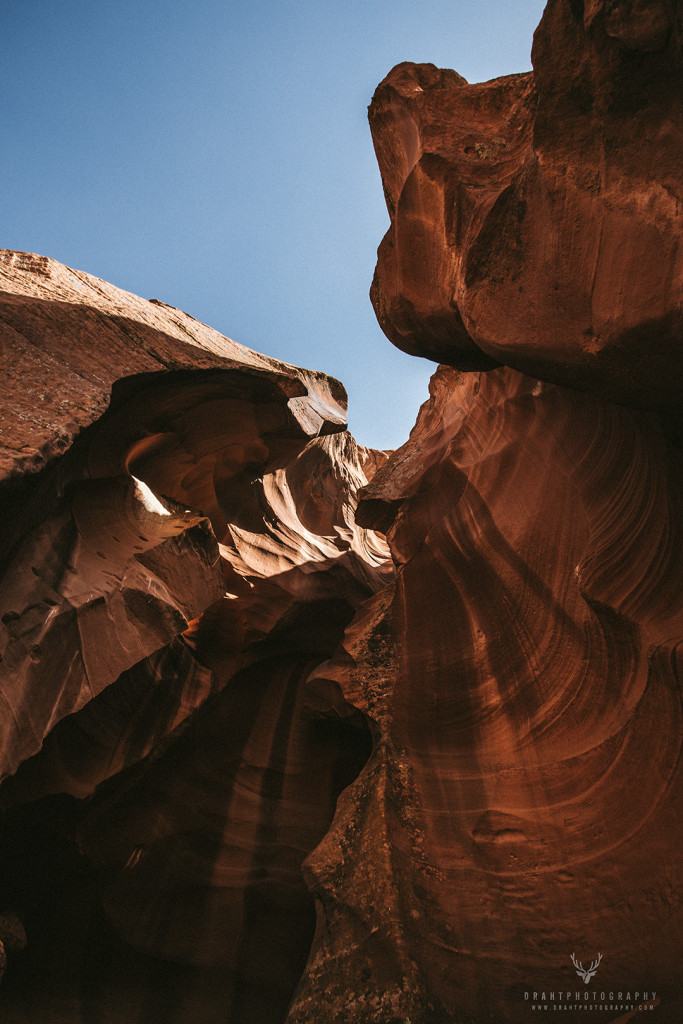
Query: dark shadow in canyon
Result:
<box><xmin>0</xmin><ymin>595</ymin><xmax>373</xmax><ymax>1023</ymax></box>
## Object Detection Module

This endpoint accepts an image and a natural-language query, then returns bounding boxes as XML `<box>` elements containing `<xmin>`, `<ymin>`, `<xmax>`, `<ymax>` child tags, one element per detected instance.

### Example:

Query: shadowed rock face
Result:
<box><xmin>288</xmin><ymin>366</ymin><xmax>683</xmax><ymax>1023</ymax></box>
<box><xmin>282</xmin><ymin>2</ymin><xmax>683</xmax><ymax>1020</ymax></box>
<box><xmin>369</xmin><ymin>0</ymin><xmax>683</xmax><ymax>409</ymax></box>
<box><xmin>0</xmin><ymin>252</ymin><xmax>390</xmax><ymax>1020</ymax></box>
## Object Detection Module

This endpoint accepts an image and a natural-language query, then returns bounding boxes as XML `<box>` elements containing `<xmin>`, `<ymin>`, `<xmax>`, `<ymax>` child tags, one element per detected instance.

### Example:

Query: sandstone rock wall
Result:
<box><xmin>369</xmin><ymin>0</ymin><xmax>683</xmax><ymax>410</ymax></box>
<box><xmin>1</xmin><ymin>0</ymin><xmax>682</xmax><ymax>1020</ymax></box>
<box><xmin>288</xmin><ymin>364</ymin><xmax>682</xmax><ymax>1023</ymax></box>
<box><xmin>285</xmin><ymin>1</ymin><xmax>682</xmax><ymax>1018</ymax></box>
<box><xmin>0</xmin><ymin>253</ymin><xmax>390</xmax><ymax>1021</ymax></box>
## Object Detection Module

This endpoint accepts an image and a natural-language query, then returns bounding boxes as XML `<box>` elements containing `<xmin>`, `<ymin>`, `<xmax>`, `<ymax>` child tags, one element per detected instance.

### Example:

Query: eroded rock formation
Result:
<box><xmin>369</xmin><ymin>0</ymin><xmax>683</xmax><ymax>409</ymax></box>
<box><xmin>0</xmin><ymin>251</ymin><xmax>390</xmax><ymax>1021</ymax></box>
<box><xmin>0</xmin><ymin>249</ymin><xmax>355</xmax><ymax>781</ymax></box>
<box><xmin>290</xmin><ymin>365</ymin><xmax>682</xmax><ymax>1023</ymax></box>
<box><xmin>284</xmin><ymin>1</ymin><xmax>683</xmax><ymax>1020</ymax></box>
<box><xmin>1</xmin><ymin>0</ymin><xmax>683</xmax><ymax>1020</ymax></box>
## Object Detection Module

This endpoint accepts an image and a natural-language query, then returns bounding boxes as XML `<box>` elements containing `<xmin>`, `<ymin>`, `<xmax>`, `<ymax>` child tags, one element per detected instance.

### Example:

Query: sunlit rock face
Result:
<box><xmin>0</xmin><ymin>249</ymin><xmax>354</xmax><ymax>782</ymax></box>
<box><xmin>369</xmin><ymin>0</ymin><xmax>683</xmax><ymax>409</ymax></box>
<box><xmin>0</xmin><ymin>251</ymin><xmax>390</xmax><ymax>1022</ymax></box>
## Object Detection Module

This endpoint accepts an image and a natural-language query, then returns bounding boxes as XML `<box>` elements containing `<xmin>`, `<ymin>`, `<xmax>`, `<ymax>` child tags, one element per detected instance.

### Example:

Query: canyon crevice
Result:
<box><xmin>1</xmin><ymin>0</ymin><xmax>682</xmax><ymax>1021</ymax></box>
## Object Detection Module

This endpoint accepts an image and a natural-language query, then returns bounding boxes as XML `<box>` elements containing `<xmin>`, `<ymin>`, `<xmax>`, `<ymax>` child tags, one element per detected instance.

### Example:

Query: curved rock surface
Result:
<box><xmin>289</xmin><ymin>1</ymin><xmax>683</xmax><ymax>1019</ymax></box>
<box><xmin>0</xmin><ymin>252</ymin><xmax>391</xmax><ymax>1022</ymax></box>
<box><xmin>369</xmin><ymin>0</ymin><xmax>683</xmax><ymax>409</ymax></box>
<box><xmin>0</xmin><ymin>249</ymin><xmax>353</xmax><ymax>781</ymax></box>
<box><xmin>290</xmin><ymin>364</ymin><xmax>683</xmax><ymax>1024</ymax></box>
<box><xmin>2</xmin><ymin>0</ymin><xmax>683</xmax><ymax>1020</ymax></box>
<box><xmin>0</xmin><ymin>249</ymin><xmax>344</xmax><ymax>482</ymax></box>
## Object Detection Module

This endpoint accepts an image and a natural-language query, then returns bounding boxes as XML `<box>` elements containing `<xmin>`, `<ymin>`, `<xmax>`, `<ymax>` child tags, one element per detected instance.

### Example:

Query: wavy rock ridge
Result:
<box><xmin>290</xmin><ymin>366</ymin><xmax>682</xmax><ymax>1023</ymax></box>
<box><xmin>285</xmin><ymin>0</ymin><xmax>683</xmax><ymax>1020</ymax></box>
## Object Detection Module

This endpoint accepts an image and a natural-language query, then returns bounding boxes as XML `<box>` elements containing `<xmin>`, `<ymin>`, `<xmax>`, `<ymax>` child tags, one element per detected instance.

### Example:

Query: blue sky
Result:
<box><xmin>3</xmin><ymin>0</ymin><xmax>546</xmax><ymax>449</ymax></box>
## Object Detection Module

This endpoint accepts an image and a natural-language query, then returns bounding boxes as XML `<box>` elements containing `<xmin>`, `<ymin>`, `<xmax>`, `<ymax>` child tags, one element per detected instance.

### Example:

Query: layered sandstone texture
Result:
<box><xmin>0</xmin><ymin>251</ymin><xmax>390</xmax><ymax>1021</ymax></box>
<box><xmin>290</xmin><ymin>365</ymin><xmax>682</xmax><ymax>1024</ymax></box>
<box><xmin>283</xmin><ymin>1</ymin><xmax>683</xmax><ymax>1021</ymax></box>
<box><xmin>2</xmin><ymin>0</ymin><xmax>683</xmax><ymax>1020</ymax></box>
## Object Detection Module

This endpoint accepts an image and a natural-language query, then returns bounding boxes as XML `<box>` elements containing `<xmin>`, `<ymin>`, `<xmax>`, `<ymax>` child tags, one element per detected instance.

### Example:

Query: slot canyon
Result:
<box><xmin>0</xmin><ymin>1</ymin><xmax>681</xmax><ymax>1021</ymax></box>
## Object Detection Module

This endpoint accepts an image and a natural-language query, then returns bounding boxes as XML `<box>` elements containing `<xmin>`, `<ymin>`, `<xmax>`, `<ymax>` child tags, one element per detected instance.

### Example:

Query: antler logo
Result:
<box><xmin>571</xmin><ymin>953</ymin><xmax>603</xmax><ymax>984</ymax></box>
